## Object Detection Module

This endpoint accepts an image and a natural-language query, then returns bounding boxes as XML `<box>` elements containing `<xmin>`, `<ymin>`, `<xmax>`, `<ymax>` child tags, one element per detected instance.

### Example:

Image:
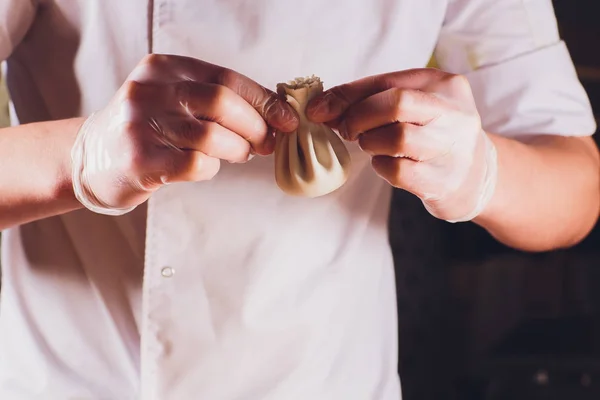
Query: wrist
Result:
<box><xmin>472</xmin><ymin>133</ymin><xmax>517</xmax><ymax>228</ymax></box>
<box><xmin>70</xmin><ymin>113</ymin><xmax>138</xmax><ymax>216</ymax></box>
<box><xmin>51</xmin><ymin>117</ymin><xmax>86</xmax><ymax>206</ymax></box>
<box><xmin>438</xmin><ymin>130</ymin><xmax>499</xmax><ymax>223</ymax></box>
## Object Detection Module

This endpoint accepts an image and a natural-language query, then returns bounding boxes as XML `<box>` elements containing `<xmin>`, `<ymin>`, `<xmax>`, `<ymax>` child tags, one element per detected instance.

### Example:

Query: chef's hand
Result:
<box><xmin>306</xmin><ymin>68</ymin><xmax>497</xmax><ymax>223</ymax></box>
<box><xmin>71</xmin><ymin>54</ymin><xmax>298</xmax><ymax>215</ymax></box>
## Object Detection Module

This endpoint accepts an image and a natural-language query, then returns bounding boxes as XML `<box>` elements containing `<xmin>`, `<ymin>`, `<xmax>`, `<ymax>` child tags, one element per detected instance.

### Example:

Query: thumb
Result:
<box><xmin>306</xmin><ymin>89</ymin><xmax>351</xmax><ymax>123</ymax></box>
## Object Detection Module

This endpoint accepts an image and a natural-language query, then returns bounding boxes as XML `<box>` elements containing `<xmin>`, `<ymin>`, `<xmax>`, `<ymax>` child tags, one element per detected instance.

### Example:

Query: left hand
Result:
<box><xmin>306</xmin><ymin>68</ymin><xmax>498</xmax><ymax>223</ymax></box>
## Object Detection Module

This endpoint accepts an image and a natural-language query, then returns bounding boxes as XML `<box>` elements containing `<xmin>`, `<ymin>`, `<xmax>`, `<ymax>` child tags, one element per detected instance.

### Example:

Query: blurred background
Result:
<box><xmin>0</xmin><ymin>1</ymin><xmax>598</xmax><ymax>399</ymax></box>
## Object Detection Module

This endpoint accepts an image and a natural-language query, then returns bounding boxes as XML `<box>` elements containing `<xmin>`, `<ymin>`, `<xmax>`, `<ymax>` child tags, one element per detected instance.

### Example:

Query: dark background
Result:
<box><xmin>392</xmin><ymin>1</ymin><xmax>600</xmax><ymax>399</ymax></box>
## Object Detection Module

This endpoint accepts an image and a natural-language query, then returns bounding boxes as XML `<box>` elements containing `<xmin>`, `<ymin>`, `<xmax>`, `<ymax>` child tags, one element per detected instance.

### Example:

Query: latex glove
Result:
<box><xmin>71</xmin><ymin>54</ymin><xmax>298</xmax><ymax>215</ymax></box>
<box><xmin>306</xmin><ymin>68</ymin><xmax>497</xmax><ymax>223</ymax></box>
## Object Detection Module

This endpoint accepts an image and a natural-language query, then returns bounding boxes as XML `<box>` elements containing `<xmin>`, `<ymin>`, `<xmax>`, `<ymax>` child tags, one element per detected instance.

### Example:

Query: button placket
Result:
<box><xmin>141</xmin><ymin>191</ymin><xmax>179</xmax><ymax>398</ymax></box>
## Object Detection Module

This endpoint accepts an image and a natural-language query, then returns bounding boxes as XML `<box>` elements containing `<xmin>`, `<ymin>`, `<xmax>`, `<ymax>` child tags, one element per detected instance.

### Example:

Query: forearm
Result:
<box><xmin>0</xmin><ymin>118</ymin><xmax>84</xmax><ymax>229</ymax></box>
<box><xmin>474</xmin><ymin>133</ymin><xmax>600</xmax><ymax>252</ymax></box>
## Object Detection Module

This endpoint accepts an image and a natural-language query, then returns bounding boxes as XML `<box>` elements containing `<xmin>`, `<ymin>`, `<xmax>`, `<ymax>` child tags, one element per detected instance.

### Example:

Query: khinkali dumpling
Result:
<box><xmin>274</xmin><ymin>76</ymin><xmax>351</xmax><ymax>198</ymax></box>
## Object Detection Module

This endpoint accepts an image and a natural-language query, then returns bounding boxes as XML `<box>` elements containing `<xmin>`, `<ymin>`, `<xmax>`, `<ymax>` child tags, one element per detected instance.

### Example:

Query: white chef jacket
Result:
<box><xmin>0</xmin><ymin>0</ymin><xmax>595</xmax><ymax>399</ymax></box>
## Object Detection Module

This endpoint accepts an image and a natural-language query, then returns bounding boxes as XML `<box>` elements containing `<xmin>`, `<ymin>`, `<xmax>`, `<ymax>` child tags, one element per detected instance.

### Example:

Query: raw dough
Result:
<box><xmin>274</xmin><ymin>76</ymin><xmax>351</xmax><ymax>198</ymax></box>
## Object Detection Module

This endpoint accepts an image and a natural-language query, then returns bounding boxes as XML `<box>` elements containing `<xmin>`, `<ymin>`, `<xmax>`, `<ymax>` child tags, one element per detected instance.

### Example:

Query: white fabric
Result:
<box><xmin>466</xmin><ymin>41</ymin><xmax>597</xmax><ymax>137</ymax></box>
<box><xmin>0</xmin><ymin>0</ymin><xmax>36</xmax><ymax>61</ymax></box>
<box><xmin>435</xmin><ymin>0</ymin><xmax>596</xmax><ymax>136</ymax></box>
<box><xmin>0</xmin><ymin>0</ymin><xmax>595</xmax><ymax>399</ymax></box>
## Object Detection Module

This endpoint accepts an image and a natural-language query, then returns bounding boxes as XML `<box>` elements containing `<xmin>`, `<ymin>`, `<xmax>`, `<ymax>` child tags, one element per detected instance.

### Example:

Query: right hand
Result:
<box><xmin>70</xmin><ymin>54</ymin><xmax>299</xmax><ymax>215</ymax></box>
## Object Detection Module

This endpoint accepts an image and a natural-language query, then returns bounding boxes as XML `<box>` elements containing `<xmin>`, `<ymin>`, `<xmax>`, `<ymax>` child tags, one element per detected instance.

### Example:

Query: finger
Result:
<box><xmin>146</xmin><ymin>150</ymin><xmax>221</xmax><ymax>185</ymax></box>
<box><xmin>215</xmin><ymin>68</ymin><xmax>299</xmax><ymax>133</ymax></box>
<box><xmin>306</xmin><ymin>68</ymin><xmax>449</xmax><ymax>122</ymax></box>
<box><xmin>130</xmin><ymin>54</ymin><xmax>299</xmax><ymax>133</ymax></box>
<box><xmin>371</xmin><ymin>155</ymin><xmax>439</xmax><ymax>199</ymax></box>
<box><xmin>167</xmin><ymin>57</ymin><xmax>299</xmax><ymax>132</ymax></box>
<box><xmin>117</xmin><ymin>79</ymin><xmax>273</xmax><ymax>155</ymax></box>
<box><xmin>340</xmin><ymin>88</ymin><xmax>443</xmax><ymax>141</ymax></box>
<box><xmin>172</xmin><ymin>81</ymin><xmax>274</xmax><ymax>155</ymax></box>
<box><xmin>150</xmin><ymin>116</ymin><xmax>251</xmax><ymax>163</ymax></box>
<box><xmin>359</xmin><ymin>123</ymin><xmax>441</xmax><ymax>161</ymax></box>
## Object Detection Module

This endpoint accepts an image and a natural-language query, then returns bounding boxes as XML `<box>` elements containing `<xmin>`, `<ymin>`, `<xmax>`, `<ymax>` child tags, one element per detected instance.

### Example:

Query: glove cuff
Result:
<box><xmin>444</xmin><ymin>133</ymin><xmax>498</xmax><ymax>223</ymax></box>
<box><xmin>71</xmin><ymin>113</ymin><xmax>137</xmax><ymax>216</ymax></box>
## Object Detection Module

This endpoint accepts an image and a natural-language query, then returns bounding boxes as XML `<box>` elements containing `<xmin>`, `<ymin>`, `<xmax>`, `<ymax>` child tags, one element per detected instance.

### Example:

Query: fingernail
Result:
<box><xmin>309</xmin><ymin>92</ymin><xmax>344</xmax><ymax>120</ymax></box>
<box><xmin>338</xmin><ymin>120</ymin><xmax>349</xmax><ymax>140</ymax></box>
<box><xmin>264</xmin><ymin>133</ymin><xmax>276</xmax><ymax>154</ymax></box>
<box><xmin>307</xmin><ymin>97</ymin><xmax>329</xmax><ymax>118</ymax></box>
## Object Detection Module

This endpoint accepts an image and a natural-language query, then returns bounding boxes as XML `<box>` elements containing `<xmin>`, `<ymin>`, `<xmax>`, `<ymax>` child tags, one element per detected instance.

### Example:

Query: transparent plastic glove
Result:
<box><xmin>274</xmin><ymin>76</ymin><xmax>351</xmax><ymax>197</ymax></box>
<box><xmin>71</xmin><ymin>54</ymin><xmax>298</xmax><ymax>215</ymax></box>
<box><xmin>307</xmin><ymin>68</ymin><xmax>498</xmax><ymax>223</ymax></box>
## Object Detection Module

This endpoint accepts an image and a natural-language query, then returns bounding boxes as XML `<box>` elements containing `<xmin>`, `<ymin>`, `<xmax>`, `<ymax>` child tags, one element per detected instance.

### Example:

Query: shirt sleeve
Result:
<box><xmin>0</xmin><ymin>0</ymin><xmax>37</xmax><ymax>61</ymax></box>
<box><xmin>434</xmin><ymin>0</ymin><xmax>596</xmax><ymax>138</ymax></box>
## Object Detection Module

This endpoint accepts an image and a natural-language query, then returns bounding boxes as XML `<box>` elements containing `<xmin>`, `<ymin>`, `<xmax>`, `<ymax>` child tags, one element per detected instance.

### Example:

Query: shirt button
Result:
<box><xmin>161</xmin><ymin>266</ymin><xmax>175</xmax><ymax>278</ymax></box>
